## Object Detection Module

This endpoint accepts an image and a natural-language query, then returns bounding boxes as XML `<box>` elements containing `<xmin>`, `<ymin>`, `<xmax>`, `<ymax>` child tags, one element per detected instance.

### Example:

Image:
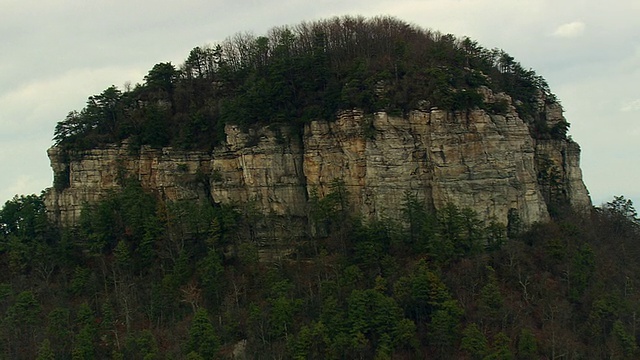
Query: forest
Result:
<box><xmin>53</xmin><ymin>16</ymin><xmax>567</xmax><ymax>155</ymax></box>
<box><xmin>1</xmin><ymin>181</ymin><xmax>640</xmax><ymax>358</ymax></box>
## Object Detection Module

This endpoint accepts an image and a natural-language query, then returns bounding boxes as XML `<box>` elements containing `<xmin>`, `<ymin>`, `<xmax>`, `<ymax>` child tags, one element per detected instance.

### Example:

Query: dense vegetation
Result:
<box><xmin>1</xmin><ymin>182</ymin><xmax>639</xmax><ymax>358</ymax></box>
<box><xmin>53</xmin><ymin>16</ymin><xmax>566</xmax><ymax>153</ymax></box>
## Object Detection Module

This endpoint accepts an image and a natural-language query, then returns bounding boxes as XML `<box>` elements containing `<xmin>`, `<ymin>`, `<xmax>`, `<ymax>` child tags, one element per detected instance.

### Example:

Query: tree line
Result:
<box><xmin>53</xmin><ymin>16</ymin><xmax>568</xmax><ymax>154</ymax></box>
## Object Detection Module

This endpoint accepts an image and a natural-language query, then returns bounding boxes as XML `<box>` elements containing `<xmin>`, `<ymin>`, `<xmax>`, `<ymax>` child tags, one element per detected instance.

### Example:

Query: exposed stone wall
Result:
<box><xmin>44</xmin><ymin>89</ymin><xmax>591</xmax><ymax>229</ymax></box>
<box><xmin>303</xmin><ymin>107</ymin><xmax>551</xmax><ymax>226</ymax></box>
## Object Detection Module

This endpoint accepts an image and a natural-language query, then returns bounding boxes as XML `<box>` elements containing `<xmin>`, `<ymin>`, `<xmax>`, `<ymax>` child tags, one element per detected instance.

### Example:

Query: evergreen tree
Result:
<box><xmin>461</xmin><ymin>323</ymin><xmax>488</xmax><ymax>359</ymax></box>
<box><xmin>485</xmin><ymin>332</ymin><xmax>513</xmax><ymax>360</ymax></box>
<box><xmin>36</xmin><ymin>339</ymin><xmax>55</xmax><ymax>360</ymax></box>
<box><xmin>517</xmin><ymin>328</ymin><xmax>537</xmax><ymax>360</ymax></box>
<box><xmin>187</xmin><ymin>308</ymin><xmax>220</xmax><ymax>358</ymax></box>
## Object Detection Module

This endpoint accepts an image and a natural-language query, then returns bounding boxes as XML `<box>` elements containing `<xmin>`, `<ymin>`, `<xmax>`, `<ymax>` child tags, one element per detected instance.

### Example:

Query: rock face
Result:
<box><xmin>44</xmin><ymin>89</ymin><xmax>591</xmax><ymax>231</ymax></box>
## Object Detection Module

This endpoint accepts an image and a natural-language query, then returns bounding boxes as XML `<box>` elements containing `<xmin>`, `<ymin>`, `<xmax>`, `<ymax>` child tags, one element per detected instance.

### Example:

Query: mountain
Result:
<box><xmin>44</xmin><ymin>16</ymin><xmax>590</xmax><ymax>236</ymax></box>
<box><xmin>6</xmin><ymin>16</ymin><xmax>638</xmax><ymax>360</ymax></box>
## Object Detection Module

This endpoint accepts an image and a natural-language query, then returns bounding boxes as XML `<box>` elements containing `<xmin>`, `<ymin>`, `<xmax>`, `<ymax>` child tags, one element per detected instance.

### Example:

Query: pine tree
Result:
<box><xmin>460</xmin><ymin>323</ymin><xmax>488</xmax><ymax>359</ymax></box>
<box><xmin>187</xmin><ymin>308</ymin><xmax>220</xmax><ymax>358</ymax></box>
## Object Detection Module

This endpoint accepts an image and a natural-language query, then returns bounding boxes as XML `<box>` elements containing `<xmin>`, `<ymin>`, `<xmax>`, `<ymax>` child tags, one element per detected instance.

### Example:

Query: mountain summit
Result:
<box><xmin>44</xmin><ymin>16</ymin><xmax>590</xmax><ymax>230</ymax></box>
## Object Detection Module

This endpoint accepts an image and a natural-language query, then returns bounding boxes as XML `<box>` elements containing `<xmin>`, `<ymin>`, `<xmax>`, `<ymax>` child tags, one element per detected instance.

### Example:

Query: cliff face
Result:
<box><xmin>44</xmin><ymin>89</ymin><xmax>590</xmax><ymax>229</ymax></box>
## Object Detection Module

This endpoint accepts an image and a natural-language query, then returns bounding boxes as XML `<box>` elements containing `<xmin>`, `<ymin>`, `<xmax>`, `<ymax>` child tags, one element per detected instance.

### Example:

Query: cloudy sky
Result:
<box><xmin>1</xmin><ymin>0</ymin><xmax>638</xmax><ymax>207</ymax></box>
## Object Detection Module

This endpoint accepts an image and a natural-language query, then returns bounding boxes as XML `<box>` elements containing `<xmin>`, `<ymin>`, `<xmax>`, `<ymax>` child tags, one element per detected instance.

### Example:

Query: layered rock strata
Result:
<box><xmin>45</xmin><ymin>91</ymin><xmax>590</xmax><ymax>230</ymax></box>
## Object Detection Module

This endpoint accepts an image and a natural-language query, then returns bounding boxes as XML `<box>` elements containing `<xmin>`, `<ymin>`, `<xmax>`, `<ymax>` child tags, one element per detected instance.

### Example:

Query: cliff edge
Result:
<box><xmin>44</xmin><ymin>87</ymin><xmax>590</xmax><ymax>230</ymax></box>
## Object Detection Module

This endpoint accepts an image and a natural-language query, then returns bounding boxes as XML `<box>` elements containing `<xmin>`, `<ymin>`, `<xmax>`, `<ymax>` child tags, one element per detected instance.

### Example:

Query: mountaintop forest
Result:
<box><xmin>2</xmin><ymin>16</ymin><xmax>637</xmax><ymax>359</ymax></box>
<box><xmin>53</xmin><ymin>16</ymin><xmax>567</xmax><ymax>154</ymax></box>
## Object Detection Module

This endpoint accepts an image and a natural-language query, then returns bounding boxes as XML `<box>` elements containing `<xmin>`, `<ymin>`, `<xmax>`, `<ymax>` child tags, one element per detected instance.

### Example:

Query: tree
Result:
<box><xmin>183</xmin><ymin>46</ymin><xmax>219</xmax><ymax>79</ymax></box>
<box><xmin>187</xmin><ymin>308</ymin><xmax>220</xmax><ymax>358</ymax></box>
<box><xmin>569</xmin><ymin>244</ymin><xmax>595</xmax><ymax>301</ymax></box>
<box><xmin>460</xmin><ymin>323</ymin><xmax>488</xmax><ymax>359</ymax></box>
<box><xmin>46</xmin><ymin>307</ymin><xmax>72</xmax><ymax>358</ymax></box>
<box><xmin>485</xmin><ymin>219</ymin><xmax>507</xmax><ymax>251</ymax></box>
<box><xmin>36</xmin><ymin>339</ymin><xmax>55</xmax><ymax>360</ymax></box>
<box><xmin>478</xmin><ymin>267</ymin><xmax>504</xmax><ymax>328</ymax></box>
<box><xmin>347</xmin><ymin>287</ymin><xmax>416</xmax><ymax>357</ymax></box>
<box><xmin>612</xmin><ymin>320</ymin><xmax>637</xmax><ymax>358</ymax></box>
<box><xmin>87</xmin><ymin>85</ymin><xmax>123</xmax><ymax>138</ymax></box>
<box><xmin>604</xmin><ymin>196</ymin><xmax>638</xmax><ymax>220</ymax></box>
<box><xmin>603</xmin><ymin>196</ymin><xmax>639</xmax><ymax>234</ymax></box>
<box><xmin>53</xmin><ymin>111</ymin><xmax>92</xmax><ymax>146</ymax></box>
<box><xmin>71</xmin><ymin>302</ymin><xmax>98</xmax><ymax>360</ymax></box>
<box><xmin>401</xmin><ymin>192</ymin><xmax>436</xmax><ymax>253</ymax></box>
<box><xmin>0</xmin><ymin>194</ymin><xmax>49</xmax><ymax>239</ymax></box>
<box><xmin>145</xmin><ymin>62</ymin><xmax>178</xmax><ymax>94</ymax></box>
<box><xmin>428</xmin><ymin>300</ymin><xmax>463</xmax><ymax>353</ymax></box>
<box><xmin>197</xmin><ymin>251</ymin><xmax>225</xmax><ymax>306</ymax></box>
<box><xmin>72</xmin><ymin>325</ymin><xmax>96</xmax><ymax>360</ymax></box>
<box><xmin>125</xmin><ymin>329</ymin><xmax>159</xmax><ymax>359</ymax></box>
<box><xmin>3</xmin><ymin>291</ymin><xmax>42</xmax><ymax>358</ymax></box>
<box><xmin>485</xmin><ymin>332</ymin><xmax>513</xmax><ymax>360</ymax></box>
<box><xmin>517</xmin><ymin>328</ymin><xmax>537</xmax><ymax>360</ymax></box>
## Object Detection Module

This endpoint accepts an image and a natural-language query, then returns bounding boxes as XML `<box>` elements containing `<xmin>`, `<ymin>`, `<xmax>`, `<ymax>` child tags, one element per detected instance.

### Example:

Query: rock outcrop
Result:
<box><xmin>44</xmin><ymin>89</ymin><xmax>590</xmax><ymax>231</ymax></box>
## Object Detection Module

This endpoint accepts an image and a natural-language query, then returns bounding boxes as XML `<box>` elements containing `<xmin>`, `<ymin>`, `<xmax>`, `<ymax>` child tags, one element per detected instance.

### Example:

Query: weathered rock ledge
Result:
<box><xmin>44</xmin><ymin>92</ymin><xmax>591</xmax><ymax>230</ymax></box>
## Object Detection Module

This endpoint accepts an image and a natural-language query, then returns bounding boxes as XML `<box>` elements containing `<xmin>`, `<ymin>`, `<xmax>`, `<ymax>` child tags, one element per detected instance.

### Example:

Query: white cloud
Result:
<box><xmin>5</xmin><ymin>175</ymin><xmax>48</xmax><ymax>200</ymax></box>
<box><xmin>621</xmin><ymin>99</ymin><xmax>640</xmax><ymax>112</ymax></box>
<box><xmin>552</xmin><ymin>21</ymin><xmax>586</xmax><ymax>38</ymax></box>
<box><xmin>0</xmin><ymin>138</ymin><xmax>53</xmax><ymax>203</ymax></box>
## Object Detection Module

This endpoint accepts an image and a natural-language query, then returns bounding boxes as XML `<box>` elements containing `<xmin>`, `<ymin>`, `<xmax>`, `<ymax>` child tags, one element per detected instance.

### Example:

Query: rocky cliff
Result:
<box><xmin>44</xmin><ymin>88</ymin><xmax>591</xmax><ymax>231</ymax></box>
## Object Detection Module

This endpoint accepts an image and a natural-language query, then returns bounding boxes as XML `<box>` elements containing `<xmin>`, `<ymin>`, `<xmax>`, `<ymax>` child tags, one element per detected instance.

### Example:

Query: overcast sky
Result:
<box><xmin>1</xmin><ymin>0</ymin><xmax>638</xmax><ymax>207</ymax></box>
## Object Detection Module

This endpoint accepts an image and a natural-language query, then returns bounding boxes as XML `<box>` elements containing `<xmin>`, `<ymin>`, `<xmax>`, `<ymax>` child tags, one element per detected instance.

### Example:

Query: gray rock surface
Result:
<box><xmin>44</xmin><ymin>88</ymin><xmax>590</xmax><ymax>230</ymax></box>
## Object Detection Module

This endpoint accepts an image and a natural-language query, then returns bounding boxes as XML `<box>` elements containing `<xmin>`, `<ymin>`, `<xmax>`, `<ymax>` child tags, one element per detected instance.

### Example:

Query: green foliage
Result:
<box><xmin>604</xmin><ymin>195</ymin><xmax>639</xmax><ymax>221</ymax></box>
<box><xmin>145</xmin><ymin>62</ymin><xmax>178</xmax><ymax>96</ymax></box>
<box><xmin>602</xmin><ymin>195</ymin><xmax>640</xmax><ymax>237</ymax></box>
<box><xmin>478</xmin><ymin>267</ymin><xmax>504</xmax><ymax>326</ymax></box>
<box><xmin>187</xmin><ymin>308</ymin><xmax>220</xmax><ymax>358</ymax></box>
<box><xmin>428</xmin><ymin>300</ymin><xmax>463</xmax><ymax>351</ymax></box>
<box><xmin>72</xmin><ymin>325</ymin><xmax>95</xmax><ymax>360</ymax></box>
<box><xmin>343</xmin><ymin>286</ymin><xmax>416</xmax><ymax>357</ymax></box>
<box><xmin>461</xmin><ymin>323</ymin><xmax>488</xmax><ymax>359</ymax></box>
<box><xmin>69</xmin><ymin>266</ymin><xmax>92</xmax><ymax>295</ymax></box>
<box><xmin>124</xmin><ymin>329</ymin><xmax>159</xmax><ymax>360</ymax></box>
<box><xmin>506</xmin><ymin>208</ymin><xmax>522</xmax><ymax>239</ymax></box>
<box><xmin>434</xmin><ymin>203</ymin><xmax>485</xmax><ymax>263</ymax></box>
<box><xmin>5</xmin><ymin>173</ymin><xmax>640</xmax><ymax>359</ymax></box>
<box><xmin>485</xmin><ymin>219</ymin><xmax>507</xmax><ymax>251</ymax></box>
<box><xmin>485</xmin><ymin>332</ymin><xmax>513</xmax><ymax>360</ymax></box>
<box><xmin>0</xmin><ymin>194</ymin><xmax>49</xmax><ymax>240</ymax></box>
<box><xmin>53</xmin><ymin>166</ymin><xmax>71</xmax><ymax>190</ymax></box>
<box><xmin>613</xmin><ymin>320</ymin><xmax>637</xmax><ymax>357</ymax></box>
<box><xmin>569</xmin><ymin>243</ymin><xmax>595</xmax><ymax>300</ymax></box>
<box><xmin>308</xmin><ymin>179</ymin><xmax>352</xmax><ymax>237</ymax></box>
<box><xmin>401</xmin><ymin>192</ymin><xmax>437</xmax><ymax>253</ymax></box>
<box><xmin>36</xmin><ymin>339</ymin><xmax>55</xmax><ymax>360</ymax></box>
<box><xmin>5</xmin><ymin>290</ymin><xmax>41</xmax><ymax>327</ymax></box>
<box><xmin>536</xmin><ymin>154</ymin><xmax>568</xmax><ymax>215</ymax></box>
<box><xmin>47</xmin><ymin>307</ymin><xmax>72</xmax><ymax>357</ymax></box>
<box><xmin>197</xmin><ymin>251</ymin><xmax>224</xmax><ymax>306</ymax></box>
<box><xmin>72</xmin><ymin>303</ymin><xmax>98</xmax><ymax>360</ymax></box>
<box><xmin>517</xmin><ymin>328</ymin><xmax>537</xmax><ymax>360</ymax></box>
<box><xmin>394</xmin><ymin>260</ymin><xmax>453</xmax><ymax>322</ymax></box>
<box><xmin>52</xmin><ymin>16</ymin><xmax>561</xmax><ymax>152</ymax></box>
